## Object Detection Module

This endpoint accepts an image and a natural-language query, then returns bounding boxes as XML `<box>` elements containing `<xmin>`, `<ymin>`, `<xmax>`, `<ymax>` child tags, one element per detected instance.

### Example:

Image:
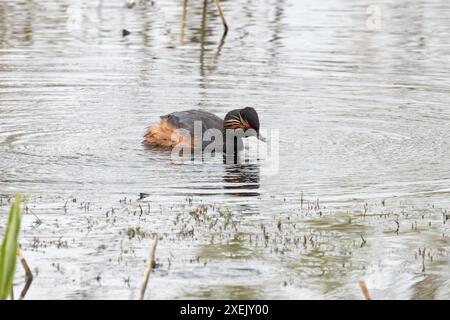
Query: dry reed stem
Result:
<box><xmin>359</xmin><ymin>280</ymin><xmax>372</xmax><ymax>300</ymax></box>
<box><xmin>214</xmin><ymin>0</ymin><xmax>228</xmax><ymax>34</ymax></box>
<box><xmin>139</xmin><ymin>234</ymin><xmax>158</xmax><ymax>300</ymax></box>
<box><xmin>17</xmin><ymin>248</ymin><xmax>33</xmax><ymax>300</ymax></box>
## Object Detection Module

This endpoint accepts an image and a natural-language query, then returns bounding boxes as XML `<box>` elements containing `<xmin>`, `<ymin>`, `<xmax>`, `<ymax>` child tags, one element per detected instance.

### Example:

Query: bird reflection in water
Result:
<box><xmin>223</xmin><ymin>162</ymin><xmax>260</xmax><ymax>198</ymax></box>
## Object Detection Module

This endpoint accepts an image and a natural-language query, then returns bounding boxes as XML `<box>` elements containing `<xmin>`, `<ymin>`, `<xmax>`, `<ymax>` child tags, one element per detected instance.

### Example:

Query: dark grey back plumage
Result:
<box><xmin>161</xmin><ymin>110</ymin><xmax>224</xmax><ymax>149</ymax></box>
<box><xmin>162</xmin><ymin>110</ymin><xmax>223</xmax><ymax>136</ymax></box>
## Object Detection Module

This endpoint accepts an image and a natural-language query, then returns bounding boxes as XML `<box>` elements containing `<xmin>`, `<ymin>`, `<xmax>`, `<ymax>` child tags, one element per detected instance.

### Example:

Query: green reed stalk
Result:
<box><xmin>0</xmin><ymin>193</ymin><xmax>21</xmax><ymax>300</ymax></box>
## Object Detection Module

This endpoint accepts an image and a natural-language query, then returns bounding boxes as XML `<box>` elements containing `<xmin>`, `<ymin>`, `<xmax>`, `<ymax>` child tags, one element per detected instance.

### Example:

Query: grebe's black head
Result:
<box><xmin>224</xmin><ymin>107</ymin><xmax>265</xmax><ymax>141</ymax></box>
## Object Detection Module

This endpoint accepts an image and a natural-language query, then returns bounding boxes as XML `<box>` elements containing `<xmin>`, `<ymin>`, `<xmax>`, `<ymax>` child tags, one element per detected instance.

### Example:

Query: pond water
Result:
<box><xmin>1</xmin><ymin>0</ymin><xmax>450</xmax><ymax>299</ymax></box>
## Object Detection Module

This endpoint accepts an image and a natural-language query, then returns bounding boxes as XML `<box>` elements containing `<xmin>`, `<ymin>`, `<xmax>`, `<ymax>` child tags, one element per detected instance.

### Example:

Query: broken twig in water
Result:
<box><xmin>214</xmin><ymin>0</ymin><xmax>228</xmax><ymax>35</ymax></box>
<box><xmin>359</xmin><ymin>280</ymin><xmax>371</xmax><ymax>300</ymax></box>
<box><xmin>17</xmin><ymin>248</ymin><xmax>33</xmax><ymax>300</ymax></box>
<box><xmin>360</xmin><ymin>234</ymin><xmax>367</xmax><ymax>247</ymax></box>
<box><xmin>139</xmin><ymin>234</ymin><xmax>158</xmax><ymax>300</ymax></box>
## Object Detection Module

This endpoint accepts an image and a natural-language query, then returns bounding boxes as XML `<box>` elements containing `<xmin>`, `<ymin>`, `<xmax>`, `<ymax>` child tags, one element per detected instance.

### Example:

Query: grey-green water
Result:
<box><xmin>1</xmin><ymin>0</ymin><xmax>450</xmax><ymax>299</ymax></box>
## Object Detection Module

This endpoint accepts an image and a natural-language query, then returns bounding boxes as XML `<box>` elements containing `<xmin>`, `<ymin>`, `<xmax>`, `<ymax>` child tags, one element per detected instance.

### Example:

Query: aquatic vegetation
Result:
<box><xmin>3</xmin><ymin>192</ymin><xmax>449</xmax><ymax>299</ymax></box>
<box><xmin>0</xmin><ymin>194</ymin><xmax>33</xmax><ymax>300</ymax></box>
<box><xmin>126</xmin><ymin>226</ymin><xmax>147</xmax><ymax>240</ymax></box>
<box><xmin>0</xmin><ymin>194</ymin><xmax>21</xmax><ymax>300</ymax></box>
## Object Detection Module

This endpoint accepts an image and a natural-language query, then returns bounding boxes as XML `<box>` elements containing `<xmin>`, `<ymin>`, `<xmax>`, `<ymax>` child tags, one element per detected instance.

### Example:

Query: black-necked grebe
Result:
<box><xmin>144</xmin><ymin>107</ymin><xmax>264</xmax><ymax>151</ymax></box>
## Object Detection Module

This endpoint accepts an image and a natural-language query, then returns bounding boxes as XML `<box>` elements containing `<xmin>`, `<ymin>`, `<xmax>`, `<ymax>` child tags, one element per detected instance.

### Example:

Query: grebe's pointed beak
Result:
<box><xmin>257</xmin><ymin>133</ymin><xmax>266</xmax><ymax>142</ymax></box>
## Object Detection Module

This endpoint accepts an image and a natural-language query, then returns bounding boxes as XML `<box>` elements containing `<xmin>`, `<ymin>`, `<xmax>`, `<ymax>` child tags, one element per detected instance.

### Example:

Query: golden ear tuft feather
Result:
<box><xmin>224</xmin><ymin>113</ymin><xmax>250</xmax><ymax>130</ymax></box>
